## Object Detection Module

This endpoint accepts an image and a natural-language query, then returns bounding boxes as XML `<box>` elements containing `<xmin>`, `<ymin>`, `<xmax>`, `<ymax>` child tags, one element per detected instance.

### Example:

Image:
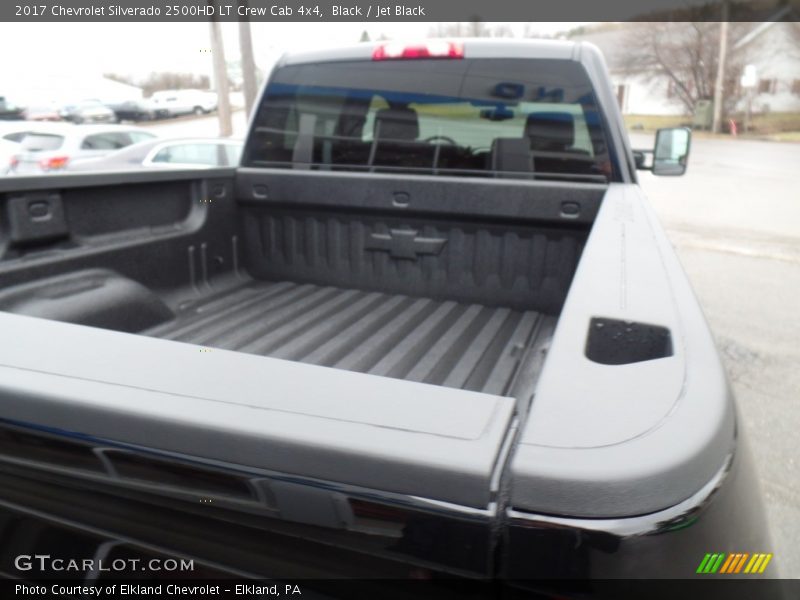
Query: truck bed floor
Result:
<box><xmin>145</xmin><ymin>281</ymin><xmax>554</xmax><ymax>396</ymax></box>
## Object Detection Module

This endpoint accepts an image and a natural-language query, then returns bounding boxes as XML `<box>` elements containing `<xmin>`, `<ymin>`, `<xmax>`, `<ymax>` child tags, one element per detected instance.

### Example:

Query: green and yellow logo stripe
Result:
<box><xmin>696</xmin><ymin>552</ymin><xmax>772</xmax><ymax>574</ymax></box>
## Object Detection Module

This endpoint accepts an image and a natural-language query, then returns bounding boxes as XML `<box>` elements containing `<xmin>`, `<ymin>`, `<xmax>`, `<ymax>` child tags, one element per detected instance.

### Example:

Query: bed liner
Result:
<box><xmin>146</xmin><ymin>279</ymin><xmax>557</xmax><ymax>398</ymax></box>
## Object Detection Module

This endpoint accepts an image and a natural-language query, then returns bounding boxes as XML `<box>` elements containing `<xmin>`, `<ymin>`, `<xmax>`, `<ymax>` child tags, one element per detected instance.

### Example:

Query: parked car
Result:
<box><xmin>0</xmin><ymin>39</ymin><xmax>776</xmax><ymax>595</ymax></box>
<box><xmin>147</xmin><ymin>89</ymin><xmax>217</xmax><ymax>118</ymax></box>
<box><xmin>8</xmin><ymin>124</ymin><xmax>156</xmax><ymax>174</ymax></box>
<box><xmin>68</xmin><ymin>137</ymin><xmax>243</xmax><ymax>171</ymax></box>
<box><xmin>0</xmin><ymin>120</ymin><xmax>82</xmax><ymax>158</ymax></box>
<box><xmin>0</xmin><ymin>119</ymin><xmax>119</xmax><ymax>145</ymax></box>
<box><xmin>0</xmin><ymin>96</ymin><xmax>25</xmax><ymax>121</ymax></box>
<box><xmin>60</xmin><ymin>100</ymin><xmax>116</xmax><ymax>124</ymax></box>
<box><xmin>0</xmin><ymin>139</ymin><xmax>17</xmax><ymax>174</ymax></box>
<box><xmin>105</xmin><ymin>99</ymin><xmax>157</xmax><ymax>122</ymax></box>
<box><xmin>22</xmin><ymin>103</ymin><xmax>62</xmax><ymax>121</ymax></box>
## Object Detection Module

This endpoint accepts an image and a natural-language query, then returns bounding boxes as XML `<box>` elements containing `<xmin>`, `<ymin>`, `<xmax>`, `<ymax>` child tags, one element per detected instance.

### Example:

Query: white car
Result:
<box><xmin>8</xmin><ymin>123</ymin><xmax>157</xmax><ymax>174</ymax></box>
<box><xmin>0</xmin><ymin>120</ymin><xmax>64</xmax><ymax>144</ymax></box>
<box><xmin>0</xmin><ymin>120</ymin><xmax>72</xmax><ymax>172</ymax></box>
<box><xmin>0</xmin><ymin>138</ymin><xmax>18</xmax><ymax>175</ymax></box>
<box><xmin>147</xmin><ymin>90</ymin><xmax>217</xmax><ymax>118</ymax></box>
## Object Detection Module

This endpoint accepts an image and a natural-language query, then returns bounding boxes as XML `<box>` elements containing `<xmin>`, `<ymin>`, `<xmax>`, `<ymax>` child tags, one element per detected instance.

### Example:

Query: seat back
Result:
<box><xmin>374</xmin><ymin>107</ymin><xmax>420</xmax><ymax>141</ymax></box>
<box><xmin>490</xmin><ymin>138</ymin><xmax>534</xmax><ymax>178</ymax></box>
<box><xmin>370</xmin><ymin>107</ymin><xmax>435</xmax><ymax>171</ymax></box>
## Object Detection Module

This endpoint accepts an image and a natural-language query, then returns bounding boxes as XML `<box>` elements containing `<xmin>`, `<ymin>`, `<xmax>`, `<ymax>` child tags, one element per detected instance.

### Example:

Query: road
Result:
<box><xmin>150</xmin><ymin>116</ymin><xmax>800</xmax><ymax>575</ymax></box>
<box><xmin>633</xmin><ymin>133</ymin><xmax>800</xmax><ymax>577</ymax></box>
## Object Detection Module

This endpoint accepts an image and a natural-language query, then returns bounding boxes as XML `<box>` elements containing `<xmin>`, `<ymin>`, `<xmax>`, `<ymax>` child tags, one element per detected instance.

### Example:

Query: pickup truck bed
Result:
<box><xmin>0</xmin><ymin>163</ymin><xmax>600</xmax><ymax>515</ymax></box>
<box><xmin>146</xmin><ymin>279</ymin><xmax>555</xmax><ymax>396</ymax></box>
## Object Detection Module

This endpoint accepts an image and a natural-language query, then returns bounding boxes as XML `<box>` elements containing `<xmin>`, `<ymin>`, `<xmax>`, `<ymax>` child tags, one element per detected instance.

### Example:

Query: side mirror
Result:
<box><xmin>652</xmin><ymin>127</ymin><xmax>691</xmax><ymax>176</ymax></box>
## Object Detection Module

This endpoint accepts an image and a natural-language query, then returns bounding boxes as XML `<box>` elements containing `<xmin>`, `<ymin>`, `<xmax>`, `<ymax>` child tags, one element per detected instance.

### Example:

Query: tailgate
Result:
<box><xmin>0</xmin><ymin>311</ymin><xmax>515</xmax><ymax>509</ymax></box>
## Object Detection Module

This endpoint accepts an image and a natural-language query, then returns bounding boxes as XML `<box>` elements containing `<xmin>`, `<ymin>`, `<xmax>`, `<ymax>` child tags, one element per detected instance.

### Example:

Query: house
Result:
<box><xmin>568</xmin><ymin>15</ymin><xmax>800</xmax><ymax>116</ymax></box>
<box><xmin>732</xmin><ymin>15</ymin><xmax>800</xmax><ymax>113</ymax></box>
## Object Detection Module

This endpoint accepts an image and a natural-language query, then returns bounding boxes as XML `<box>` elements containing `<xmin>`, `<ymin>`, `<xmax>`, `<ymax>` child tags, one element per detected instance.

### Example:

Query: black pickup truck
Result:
<box><xmin>0</xmin><ymin>39</ymin><xmax>775</xmax><ymax>596</ymax></box>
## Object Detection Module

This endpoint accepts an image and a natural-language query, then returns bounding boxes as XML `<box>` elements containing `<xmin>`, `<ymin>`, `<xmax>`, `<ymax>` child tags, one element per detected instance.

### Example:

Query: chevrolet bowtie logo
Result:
<box><xmin>365</xmin><ymin>229</ymin><xmax>447</xmax><ymax>260</ymax></box>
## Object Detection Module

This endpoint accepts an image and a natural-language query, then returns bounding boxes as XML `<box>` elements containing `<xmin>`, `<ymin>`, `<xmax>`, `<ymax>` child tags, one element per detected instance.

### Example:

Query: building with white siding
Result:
<box><xmin>0</xmin><ymin>71</ymin><xmax>143</xmax><ymax>107</ymax></box>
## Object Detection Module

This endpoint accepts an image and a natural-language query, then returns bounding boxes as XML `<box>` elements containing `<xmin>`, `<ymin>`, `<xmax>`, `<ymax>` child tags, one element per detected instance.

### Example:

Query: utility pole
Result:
<box><xmin>208</xmin><ymin>1</ymin><xmax>232</xmax><ymax>137</ymax></box>
<box><xmin>238</xmin><ymin>2</ymin><xmax>258</xmax><ymax>119</ymax></box>
<box><xmin>712</xmin><ymin>2</ymin><xmax>730</xmax><ymax>134</ymax></box>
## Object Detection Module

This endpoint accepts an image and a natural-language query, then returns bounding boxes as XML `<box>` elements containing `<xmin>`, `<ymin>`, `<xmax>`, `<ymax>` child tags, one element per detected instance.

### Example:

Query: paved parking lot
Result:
<box><xmin>149</xmin><ymin>117</ymin><xmax>799</xmax><ymax>575</ymax></box>
<box><xmin>139</xmin><ymin>110</ymin><xmax>249</xmax><ymax>139</ymax></box>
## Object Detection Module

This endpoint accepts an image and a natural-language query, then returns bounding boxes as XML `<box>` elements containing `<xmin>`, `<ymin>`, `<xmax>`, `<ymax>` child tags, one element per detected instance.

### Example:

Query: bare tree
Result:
<box><xmin>621</xmin><ymin>22</ymin><xmax>750</xmax><ymax>118</ymax></box>
<box><xmin>428</xmin><ymin>21</ymin><xmax>514</xmax><ymax>39</ymax></box>
<box><xmin>523</xmin><ymin>23</ymin><xmax>556</xmax><ymax>39</ymax></box>
<box><xmin>103</xmin><ymin>73</ymin><xmax>135</xmax><ymax>86</ymax></box>
<box><xmin>105</xmin><ymin>72</ymin><xmax>212</xmax><ymax>97</ymax></box>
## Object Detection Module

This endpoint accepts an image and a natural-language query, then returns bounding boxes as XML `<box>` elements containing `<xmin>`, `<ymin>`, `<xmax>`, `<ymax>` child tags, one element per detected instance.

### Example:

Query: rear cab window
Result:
<box><xmin>243</xmin><ymin>57</ymin><xmax>612</xmax><ymax>182</ymax></box>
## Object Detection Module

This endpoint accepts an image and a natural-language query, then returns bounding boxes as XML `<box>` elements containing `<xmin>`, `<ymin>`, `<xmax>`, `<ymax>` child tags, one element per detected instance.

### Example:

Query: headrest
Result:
<box><xmin>525</xmin><ymin>112</ymin><xmax>575</xmax><ymax>152</ymax></box>
<box><xmin>374</xmin><ymin>107</ymin><xmax>419</xmax><ymax>141</ymax></box>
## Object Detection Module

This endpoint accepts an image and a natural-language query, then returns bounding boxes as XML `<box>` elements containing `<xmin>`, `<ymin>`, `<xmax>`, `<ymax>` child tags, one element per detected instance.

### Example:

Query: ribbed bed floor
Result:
<box><xmin>145</xmin><ymin>281</ymin><xmax>554</xmax><ymax>396</ymax></box>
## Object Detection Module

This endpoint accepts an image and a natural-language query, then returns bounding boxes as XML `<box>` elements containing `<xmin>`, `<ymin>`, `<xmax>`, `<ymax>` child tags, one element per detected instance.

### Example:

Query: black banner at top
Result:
<box><xmin>1</xmin><ymin>0</ymin><xmax>798</xmax><ymax>22</ymax></box>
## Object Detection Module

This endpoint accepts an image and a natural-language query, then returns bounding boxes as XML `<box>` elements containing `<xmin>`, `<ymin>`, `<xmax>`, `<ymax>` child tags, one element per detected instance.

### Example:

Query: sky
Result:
<box><xmin>0</xmin><ymin>21</ymin><xmax>588</xmax><ymax>83</ymax></box>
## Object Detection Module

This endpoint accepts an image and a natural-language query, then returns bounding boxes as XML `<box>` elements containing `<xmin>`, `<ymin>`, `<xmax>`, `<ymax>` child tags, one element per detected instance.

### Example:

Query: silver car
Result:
<box><xmin>9</xmin><ymin>124</ymin><xmax>157</xmax><ymax>174</ymax></box>
<box><xmin>60</xmin><ymin>100</ymin><xmax>116</xmax><ymax>124</ymax></box>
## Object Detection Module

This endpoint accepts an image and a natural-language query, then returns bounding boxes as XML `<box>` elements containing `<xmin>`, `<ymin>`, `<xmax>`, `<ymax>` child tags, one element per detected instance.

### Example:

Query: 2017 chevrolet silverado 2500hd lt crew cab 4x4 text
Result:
<box><xmin>0</xmin><ymin>39</ymin><xmax>775</xmax><ymax>597</ymax></box>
